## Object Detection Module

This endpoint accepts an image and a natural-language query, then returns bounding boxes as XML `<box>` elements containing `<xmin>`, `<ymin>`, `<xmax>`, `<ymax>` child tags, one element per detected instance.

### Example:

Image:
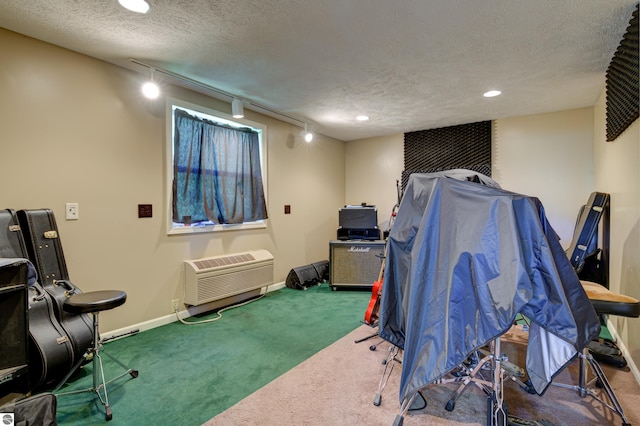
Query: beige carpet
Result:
<box><xmin>205</xmin><ymin>325</ymin><xmax>640</xmax><ymax>426</ymax></box>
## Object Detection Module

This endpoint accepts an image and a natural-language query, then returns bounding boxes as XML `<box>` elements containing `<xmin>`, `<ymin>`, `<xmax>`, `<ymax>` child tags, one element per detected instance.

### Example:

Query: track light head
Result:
<box><xmin>232</xmin><ymin>98</ymin><xmax>244</xmax><ymax>118</ymax></box>
<box><xmin>304</xmin><ymin>123</ymin><xmax>313</xmax><ymax>142</ymax></box>
<box><xmin>141</xmin><ymin>68</ymin><xmax>160</xmax><ymax>99</ymax></box>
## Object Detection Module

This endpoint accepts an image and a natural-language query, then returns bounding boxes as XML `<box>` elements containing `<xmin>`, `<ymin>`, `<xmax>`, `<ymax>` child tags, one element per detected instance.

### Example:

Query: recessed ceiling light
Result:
<box><xmin>356</xmin><ymin>115</ymin><xmax>370</xmax><ymax>121</ymax></box>
<box><xmin>483</xmin><ymin>90</ymin><xmax>502</xmax><ymax>98</ymax></box>
<box><xmin>118</xmin><ymin>0</ymin><xmax>150</xmax><ymax>14</ymax></box>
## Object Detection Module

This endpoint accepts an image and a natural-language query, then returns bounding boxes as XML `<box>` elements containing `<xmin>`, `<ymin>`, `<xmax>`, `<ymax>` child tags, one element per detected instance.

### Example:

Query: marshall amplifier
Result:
<box><xmin>329</xmin><ymin>240</ymin><xmax>385</xmax><ymax>289</ymax></box>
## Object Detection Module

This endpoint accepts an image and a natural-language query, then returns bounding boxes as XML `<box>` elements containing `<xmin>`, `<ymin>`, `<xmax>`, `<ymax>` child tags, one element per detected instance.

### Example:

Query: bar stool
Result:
<box><xmin>54</xmin><ymin>290</ymin><xmax>138</xmax><ymax>421</ymax></box>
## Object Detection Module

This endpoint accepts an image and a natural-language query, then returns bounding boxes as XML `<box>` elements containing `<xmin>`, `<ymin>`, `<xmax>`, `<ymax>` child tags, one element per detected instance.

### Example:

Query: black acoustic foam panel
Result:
<box><xmin>606</xmin><ymin>4</ymin><xmax>639</xmax><ymax>142</ymax></box>
<box><xmin>403</xmin><ymin>120</ymin><xmax>491</xmax><ymax>190</ymax></box>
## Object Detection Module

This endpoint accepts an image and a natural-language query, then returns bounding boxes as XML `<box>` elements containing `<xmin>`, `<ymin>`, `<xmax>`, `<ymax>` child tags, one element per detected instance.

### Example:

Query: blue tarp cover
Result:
<box><xmin>378</xmin><ymin>170</ymin><xmax>600</xmax><ymax>404</ymax></box>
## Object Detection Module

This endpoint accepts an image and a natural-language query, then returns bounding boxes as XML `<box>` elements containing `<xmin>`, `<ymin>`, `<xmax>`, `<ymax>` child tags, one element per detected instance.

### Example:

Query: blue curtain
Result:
<box><xmin>173</xmin><ymin>108</ymin><xmax>268</xmax><ymax>225</ymax></box>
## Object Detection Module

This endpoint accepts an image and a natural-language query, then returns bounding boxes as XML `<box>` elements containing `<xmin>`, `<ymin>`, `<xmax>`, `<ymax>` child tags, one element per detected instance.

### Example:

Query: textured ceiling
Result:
<box><xmin>0</xmin><ymin>0</ymin><xmax>637</xmax><ymax>141</ymax></box>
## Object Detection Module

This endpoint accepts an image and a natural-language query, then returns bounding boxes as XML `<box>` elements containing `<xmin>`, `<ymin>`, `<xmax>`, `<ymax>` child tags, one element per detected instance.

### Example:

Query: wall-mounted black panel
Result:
<box><xmin>403</xmin><ymin>121</ymin><xmax>491</xmax><ymax>190</ymax></box>
<box><xmin>606</xmin><ymin>4</ymin><xmax>639</xmax><ymax>142</ymax></box>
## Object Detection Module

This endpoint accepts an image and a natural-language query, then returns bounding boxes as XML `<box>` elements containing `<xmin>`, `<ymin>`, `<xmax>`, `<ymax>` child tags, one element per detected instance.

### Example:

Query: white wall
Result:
<box><xmin>0</xmin><ymin>29</ymin><xmax>346</xmax><ymax>332</ymax></box>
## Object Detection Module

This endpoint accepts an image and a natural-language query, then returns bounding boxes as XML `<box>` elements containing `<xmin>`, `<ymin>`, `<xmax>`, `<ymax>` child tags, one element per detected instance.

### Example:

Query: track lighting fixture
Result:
<box><xmin>232</xmin><ymin>98</ymin><xmax>244</xmax><ymax>118</ymax></box>
<box><xmin>304</xmin><ymin>123</ymin><xmax>313</xmax><ymax>143</ymax></box>
<box><xmin>131</xmin><ymin>59</ymin><xmax>316</xmax><ymax>136</ymax></box>
<box><xmin>141</xmin><ymin>68</ymin><xmax>160</xmax><ymax>99</ymax></box>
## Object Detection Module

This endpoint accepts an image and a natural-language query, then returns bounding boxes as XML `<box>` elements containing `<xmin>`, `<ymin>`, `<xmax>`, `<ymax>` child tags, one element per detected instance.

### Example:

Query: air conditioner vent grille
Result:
<box><xmin>184</xmin><ymin>250</ymin><xmax>273</xmax><ymax>306</ymax></box>
<box><xmin>193</xmin><ymin>253</ymin><xmax>255</xmax><ymax>271</ymax></box>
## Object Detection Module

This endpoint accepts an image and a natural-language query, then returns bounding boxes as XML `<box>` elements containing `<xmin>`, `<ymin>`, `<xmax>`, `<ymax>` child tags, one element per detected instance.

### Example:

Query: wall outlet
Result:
<box><xmin>66</xmin><ymin>203</ymin><xmax>79</xmax><ymax>220</ymax></box>
<box><xmin>171</xmin><ymin>299</ymin><xmax>180</xmax><ymax>312</ymax></box>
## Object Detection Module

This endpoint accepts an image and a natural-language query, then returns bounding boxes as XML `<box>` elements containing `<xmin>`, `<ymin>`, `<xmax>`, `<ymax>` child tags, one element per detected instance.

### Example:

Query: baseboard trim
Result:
<box><xmin>102</xmin><ymin>281</ymin><xmax>285</xmax><ymax>341</ymax></box>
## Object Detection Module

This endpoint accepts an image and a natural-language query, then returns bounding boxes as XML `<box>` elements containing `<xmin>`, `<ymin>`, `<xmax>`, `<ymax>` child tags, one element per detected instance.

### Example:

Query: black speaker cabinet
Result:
<box><xmin>329</xmin><ymin>240</ymin><xmax>385</xmax><ymax>289</ymax></box>
<box><xmin>0</xmin><ymin>260</ymin><xmax>29</xmax><ymax>400</ymax></box>
<box><xmin>285</xmin><ymin>260</ymin><xmax>329</xmax><ymax>290</ymax></box>
<box><xmin>285</xmin><ymin>264</ymin><xmax>320</xmax><ymax>290</ymax></box>
<box><xmin>311</xmin><ymin>260</ymin><xmax>329</xmax><ymax>281</ymax></box>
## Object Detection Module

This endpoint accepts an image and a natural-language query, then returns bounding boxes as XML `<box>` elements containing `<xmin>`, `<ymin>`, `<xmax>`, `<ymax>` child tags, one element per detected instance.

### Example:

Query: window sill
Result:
<box><xmin>167</xmin><ymin>220</ymin><xmax>267</xmax><ymax>235</ymax></box>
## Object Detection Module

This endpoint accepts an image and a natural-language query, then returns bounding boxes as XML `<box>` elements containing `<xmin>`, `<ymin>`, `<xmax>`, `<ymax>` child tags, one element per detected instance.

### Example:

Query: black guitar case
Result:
<box><xmin>27</xmin><ymin>282</ymin><xmax>75</xmax><ymax>389</ymax></box>
<box><xmin>0</xmin><ymin>209</ymin><xmax>75</xmax><ymax>390</ymax></box>
<box><xmin>0</xmin><ymin>209</ymin><xmax>28</xmax><ymax>259</ymax></box>
<box><xmin>566</xmin><ymin>192</ymin><xmax>610</xmax><ymax>278</ymax></box>
<box><xmin>16</xmin><ymin>209</ymin><xmax>93</xmax><ymax>367</ymax></box>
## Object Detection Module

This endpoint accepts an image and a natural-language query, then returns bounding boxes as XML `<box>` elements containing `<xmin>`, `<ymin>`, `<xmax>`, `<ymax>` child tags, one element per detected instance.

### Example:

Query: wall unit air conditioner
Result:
<box><xmin>184</xmin><ymin>249</ymin><xmax>273</xmax><ymax>306</ymax></box>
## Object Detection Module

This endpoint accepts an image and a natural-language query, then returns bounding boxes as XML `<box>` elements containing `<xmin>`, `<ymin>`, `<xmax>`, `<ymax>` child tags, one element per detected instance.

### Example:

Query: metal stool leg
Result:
<box><xmin>54</xmin><ymin>311</ymin><xmax>138</xmax><ymax>421</ymax></box>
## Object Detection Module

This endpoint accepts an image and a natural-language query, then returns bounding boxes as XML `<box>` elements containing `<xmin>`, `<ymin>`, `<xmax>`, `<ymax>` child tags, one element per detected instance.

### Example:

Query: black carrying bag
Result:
<box><xmin>0</xmin><ymin>393</ymin><xmax>57</xmax><ymax>426</ymax></box>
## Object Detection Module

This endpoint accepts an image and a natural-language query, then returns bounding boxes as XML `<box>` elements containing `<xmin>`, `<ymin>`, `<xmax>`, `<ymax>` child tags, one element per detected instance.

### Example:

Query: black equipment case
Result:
<box><xmin>566</xmin><ymin>192</ymin><xmax>610</xmax><ymax>283</ymax></box>
<box><xmin>337</xmin><ymin>205</ymin><xmax>380</xmax><ymax>240</ymax></box>
<box><xmin>17</xmin><ymin>209</ymin><xmax>93</xmax><ymax>366</ymax></box>
<box><xmin>0</xmin><ymin>392</ymin><xmax>57</xmax><ymax>426</ymax></box>
<box><xmin>0</xmin><ymin>209</ymin><xmax>76</xmax><ymax>390</ymax></box>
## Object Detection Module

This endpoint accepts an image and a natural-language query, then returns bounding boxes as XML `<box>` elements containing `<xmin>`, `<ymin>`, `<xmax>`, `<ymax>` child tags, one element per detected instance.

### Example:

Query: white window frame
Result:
<box><xmin>165</xmin><ymin>97</ymin><xmax>268</xmax><ymax>235</ymax></box>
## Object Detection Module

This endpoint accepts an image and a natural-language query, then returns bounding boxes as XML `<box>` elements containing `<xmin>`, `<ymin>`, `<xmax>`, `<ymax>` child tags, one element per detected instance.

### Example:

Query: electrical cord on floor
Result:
<box><xmin>174</xmin><ymin>293</ymin><xmax>266</xmax><ymax>325</ymax></box>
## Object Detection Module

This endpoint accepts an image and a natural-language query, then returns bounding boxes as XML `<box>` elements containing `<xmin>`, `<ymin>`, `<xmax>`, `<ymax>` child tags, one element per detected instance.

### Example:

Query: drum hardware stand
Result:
<box><xmin>373</xmin><ymin>345</ymin><xmax>402</xmax><ymax>406</ymax></box>
<box><xmin>355</xmin><ymin>323</ymin><xmax>387</xmax><ymax>351</ymax></box>
<box><xmin>354</xmin><ymin>331</ymin><xmax>378</xmax><ymax>344</ymax></box>
<box><xmin>354</xmin><ymin>322</ymin><xmax>379</xmax><ymax>344</ymax></box>
<box><xmin>391</xmin><ymin>338</ymin><xmax>510</xmax><ymax>426</ymax></box>
<box><xmin>552</xmin><ymin>347</ymin><xmax>630</xmax><ymax>425</ymax></box>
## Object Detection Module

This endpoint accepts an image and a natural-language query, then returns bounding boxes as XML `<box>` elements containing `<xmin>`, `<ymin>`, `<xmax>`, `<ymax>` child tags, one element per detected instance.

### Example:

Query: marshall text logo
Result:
<box><xmin>348</xmin><ymin>246</ymin><xmax>370</xmax><ymax>253</ymax></box>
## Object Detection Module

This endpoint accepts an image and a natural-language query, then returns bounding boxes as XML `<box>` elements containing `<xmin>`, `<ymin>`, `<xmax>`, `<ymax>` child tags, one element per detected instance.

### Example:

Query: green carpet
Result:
<box><xmin>49</xmin><ymin>284</ymin><xmax>371</xmax><ymax>425</ymax></box>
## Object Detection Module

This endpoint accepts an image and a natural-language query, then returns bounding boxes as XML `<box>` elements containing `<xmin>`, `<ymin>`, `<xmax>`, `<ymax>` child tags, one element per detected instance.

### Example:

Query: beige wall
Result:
<box><xmin>0</xmin><ymin>29</ymin><xmax>346</xmax><ymax>332</ymax></box>
<box><xmin>345</xmin><ymin>134</ymin><xmax>404</xmax><ymax>231</ymax></box>
<box><xmin>493</xmin><ymin>108</ymin><xmax>595</xmax><ymax>248</ymax></box>
<box><xmin>593</xmin><ymin>89</ymin><xmax>640</xmax><ymax>373</ymax></box>
<box><xmin>345</xmin><ymin>108</ymin><xmax>595</xmax><ymax>248</ymax></box>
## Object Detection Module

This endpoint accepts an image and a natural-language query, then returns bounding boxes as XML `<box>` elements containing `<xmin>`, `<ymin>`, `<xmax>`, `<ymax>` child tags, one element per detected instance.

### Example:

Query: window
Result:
<box><xmin>166</xmin><ymin>98</ymin><xmax>268</xmax><ymax>235</ymax></box>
